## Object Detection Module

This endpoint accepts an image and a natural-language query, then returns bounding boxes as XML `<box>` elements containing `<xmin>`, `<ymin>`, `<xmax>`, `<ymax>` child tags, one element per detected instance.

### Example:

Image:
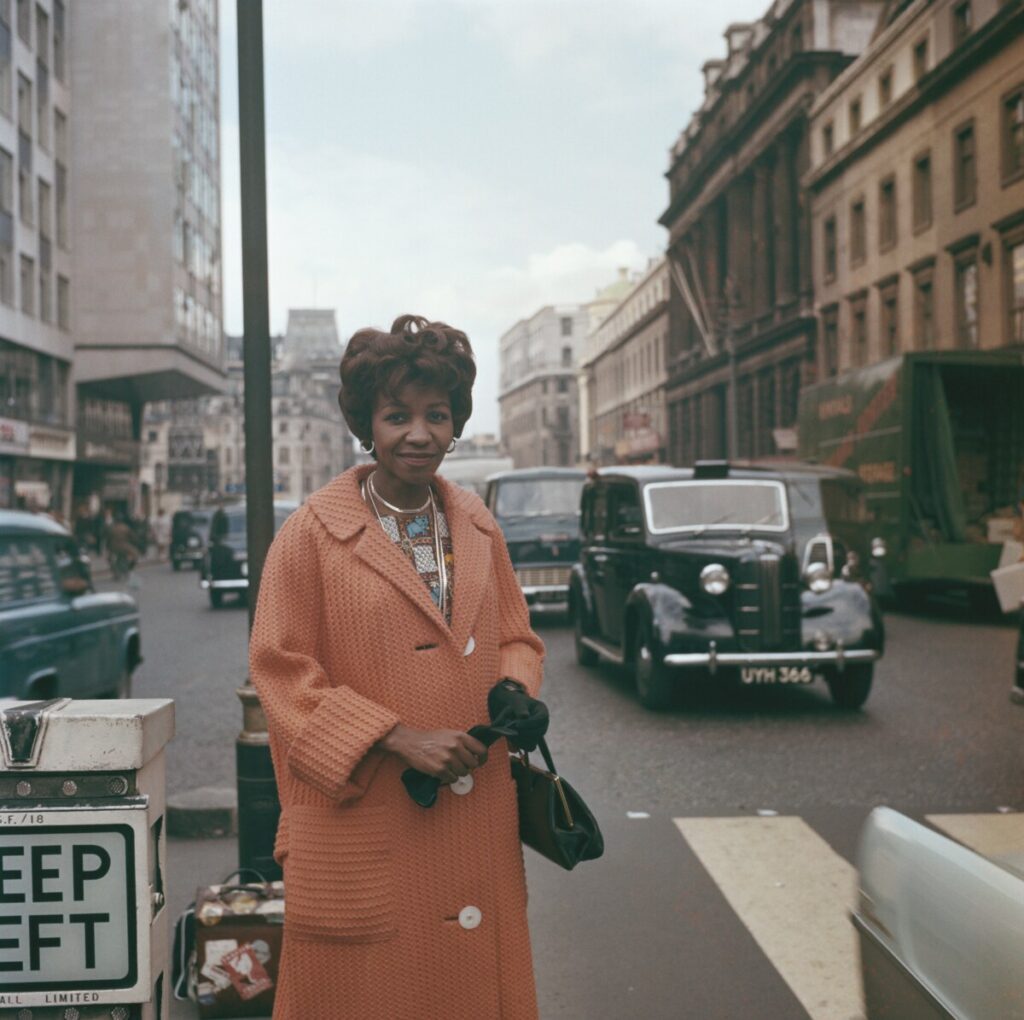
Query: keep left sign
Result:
<box><xmin>0</xmin><ymin>820</ymin><xmax>138</xmax><ymax>992</ymax></box>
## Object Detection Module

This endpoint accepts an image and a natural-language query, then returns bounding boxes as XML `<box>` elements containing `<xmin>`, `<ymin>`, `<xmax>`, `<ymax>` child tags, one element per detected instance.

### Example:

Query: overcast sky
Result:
<box><xmin>218</xmin><ymin>0</ymin><xmax>770</xmax><ymax>436</ymax></box>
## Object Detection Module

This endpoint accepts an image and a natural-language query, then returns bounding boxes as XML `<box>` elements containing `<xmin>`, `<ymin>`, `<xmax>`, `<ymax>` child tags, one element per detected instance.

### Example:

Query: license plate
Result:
<box><xmin>0</xmin><ymin>821</ymin><xmax>138</xmax><ymax>992</ymax></box>
<box><xmin>740</xmin><ymin>666</ymin><xmax>813</xmax><ymax>685</ymax></box>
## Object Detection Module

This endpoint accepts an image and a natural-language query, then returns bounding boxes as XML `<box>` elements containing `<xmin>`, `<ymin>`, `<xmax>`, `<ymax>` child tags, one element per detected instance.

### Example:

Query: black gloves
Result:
<box><xmin>487</xmin><ymin>679</ymin><xmax>549</xmax><ymax>752</ymax></box>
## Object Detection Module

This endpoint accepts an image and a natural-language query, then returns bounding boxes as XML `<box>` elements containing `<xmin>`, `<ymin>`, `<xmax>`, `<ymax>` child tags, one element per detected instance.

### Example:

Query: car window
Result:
<box><xmin>0</xmin><ymin>536</ymin><xmax>59</xmax><ymax>605</ymax></box>
<box><xmin>644</xmin><ymin>481</ymin><xmax>788</xmax><ymax>533</ymax></box>
<box><xmin>493</xmin><ymin>479</ymin><xmax>583</xmax><ymax>518</ymax></box>
<box><xmin>591</xmin><ymin>488</ymin><xmax>609</xmax><ymax>540</ymax></box>
<box><xmin>609</xmin><ymin>485</ymin><xmax>643</xmax><ymax>536</ymax></box>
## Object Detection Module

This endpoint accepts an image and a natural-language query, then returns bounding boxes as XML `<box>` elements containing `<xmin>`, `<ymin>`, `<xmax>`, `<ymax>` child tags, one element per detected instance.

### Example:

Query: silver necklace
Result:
<box><xmin>367</xmin><ymin>471</ymin><xmax>431</xmax><ymax>514</ymax></box>
<box><xmin>429</xmin><ymin>487</ymin><xmax>449</xmax><ymax>620</ymax></box>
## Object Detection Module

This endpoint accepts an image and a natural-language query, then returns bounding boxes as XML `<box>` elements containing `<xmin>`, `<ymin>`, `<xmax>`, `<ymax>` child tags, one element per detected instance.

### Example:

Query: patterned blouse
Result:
<box><xmin>374</xmin><ymin>501</ymin><xmax>455</xmax><ymax>625</ymax></box>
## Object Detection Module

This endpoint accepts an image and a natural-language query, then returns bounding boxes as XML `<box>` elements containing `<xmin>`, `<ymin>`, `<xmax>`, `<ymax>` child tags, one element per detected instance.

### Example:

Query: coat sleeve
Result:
<box><xmin>491</xmin><ymin>526</ymin><xmax>545</xmax><ymax>697</ymax></box>
<box><xmin>249</xmin><ymin>510</ymin><xmax>400</xmax><ymax>803</ymax></box>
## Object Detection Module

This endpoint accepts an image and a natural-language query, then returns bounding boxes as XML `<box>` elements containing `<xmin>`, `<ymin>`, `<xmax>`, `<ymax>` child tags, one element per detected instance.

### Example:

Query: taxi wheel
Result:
<box><xmin>634</xmin><ymin>618</ymin><xmax>674</xmax><ymax>710</ymax></box>
<box><xmin>172</xmin><ymin>559</ymin><xmax>182</xmax><ymax>572</ymax></box>
<box><xmin>573</xmin><ymin>598</ymin><xmax>598</xmax><ymax>667</ymax></box>
<box><xmin>209</xmin><ymin>589</ymin><xmax>224</xmax><ymax>609</ymax></box>
<box><xmin>827</xmin><ymin>664</ymin><xmax>873</xmax><ymax>709</ymax></box>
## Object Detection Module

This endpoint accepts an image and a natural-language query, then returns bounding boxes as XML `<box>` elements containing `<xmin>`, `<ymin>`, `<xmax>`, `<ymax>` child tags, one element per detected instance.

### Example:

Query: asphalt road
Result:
<box><xmin>116</xmin><ymin>565</ymin><xmax>1021</xmax><ymax>1019</ymax></box>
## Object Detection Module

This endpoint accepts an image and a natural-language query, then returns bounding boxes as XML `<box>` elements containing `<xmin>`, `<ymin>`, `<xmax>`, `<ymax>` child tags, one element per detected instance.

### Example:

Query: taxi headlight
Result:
<box><xmin>805</xmin><ymin>561</ymin><xmax>833</xmax><ymax>594</ymax></box>
<box><xmin>871</xmin><ymin>537</ymin><xmax>887</xmax><ymax>558</ymax></box>
<box><xmin>700</xmin><ymin>563</ymin><xmax>731</xmax><ymax>596</ymax></box>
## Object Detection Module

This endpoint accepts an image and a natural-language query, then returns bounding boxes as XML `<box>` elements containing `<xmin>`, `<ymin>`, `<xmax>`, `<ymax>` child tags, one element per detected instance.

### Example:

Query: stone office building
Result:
<box><xmin>807</xmin><ymin>0</ymin><xmax>1024</xmax><ymax>374</ymax></box>
<box><xmin>582</xmin><ymin>257</ymin><xmax>670</xmax><ymax>466</ymax></box>
<box><xmin>498</xmin><ymin>303</ymin><xmax>590</xmax><ymax>468</ymax></box>
<box><xmin>660</xmin><ymin>0</ymin><xmax>884</xmax><ymax>466</ymax></box>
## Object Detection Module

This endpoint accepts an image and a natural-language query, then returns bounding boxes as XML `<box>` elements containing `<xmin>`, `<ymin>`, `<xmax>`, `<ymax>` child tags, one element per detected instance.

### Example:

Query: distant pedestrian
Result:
<box><xmin>250</xmin><ymin>314</ymin><xmax>548</xmax><ymax>1019</ymax></box>
<box><xmin>152</xmin><ymin>509</ymin><xmax>171</xmax><ymax>561</ymax></box>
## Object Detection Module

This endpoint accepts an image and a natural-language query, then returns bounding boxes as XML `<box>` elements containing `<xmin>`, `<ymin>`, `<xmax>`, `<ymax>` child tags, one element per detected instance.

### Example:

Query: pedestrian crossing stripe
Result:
<box><xmin>674</xmin><ymin>816</ymin><xmax>862</xmax><ymax>1020</ymax></box>
<box><xmin>674</xmin><ymin>813</ymin><xmax>1023</xmax><ymax>1020</ymax></box>
<box><xmin>927</xmin><ymin>813</ymin><xmax>1024</xmax><ymax>860</ymax></box>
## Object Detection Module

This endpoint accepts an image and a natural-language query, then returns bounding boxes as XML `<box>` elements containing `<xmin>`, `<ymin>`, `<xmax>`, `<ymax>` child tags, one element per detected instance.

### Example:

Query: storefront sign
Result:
<box><xmin>0</xmin><ymin>417</ymin><xmax>30</xmax><ymax>455</ymax></box>
<box><xmin>80</xmin><ymin>439</ymin><xmax>139</xmax><ymax>467</ymax></box>
<box><xmin>29</xmin><ymin>426</ymin><xmax>75</xmax><ymax>461</ymax></box>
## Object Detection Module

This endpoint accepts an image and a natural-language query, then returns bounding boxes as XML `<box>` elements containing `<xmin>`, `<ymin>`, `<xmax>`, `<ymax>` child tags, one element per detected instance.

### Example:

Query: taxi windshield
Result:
<box><xmin>644</xmin><ymin>480</ymin><xmax>788</xmax><ymax>534</ymax></box>
<box><xmin>494</xmin><ymin>479</ymin><xmax>583</xmax><ymax>518</ymax></box>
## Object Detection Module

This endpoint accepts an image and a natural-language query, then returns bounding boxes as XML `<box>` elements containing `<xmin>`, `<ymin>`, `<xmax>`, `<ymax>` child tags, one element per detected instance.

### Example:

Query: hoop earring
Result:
<box><xmin>360</xmin><ymin>439</ymin><xmax>375</xmax><ymax>454</ymax></box>
<box><xmin>447</xmin><ymin>439</ymin><xmax>457</xmax><ymax>453</ymax></box>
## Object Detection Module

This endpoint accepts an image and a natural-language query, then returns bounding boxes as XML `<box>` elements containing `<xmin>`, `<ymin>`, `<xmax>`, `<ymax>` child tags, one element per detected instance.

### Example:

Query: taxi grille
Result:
<box><xmin>734</xmin><ymin>553</ymin><xmax>801</xmax><ymax>651</ymax></box>
<box><xmin>516</xmin><ymin>566</ymin><xmax>571</xmax><ymax>589</ymax></box>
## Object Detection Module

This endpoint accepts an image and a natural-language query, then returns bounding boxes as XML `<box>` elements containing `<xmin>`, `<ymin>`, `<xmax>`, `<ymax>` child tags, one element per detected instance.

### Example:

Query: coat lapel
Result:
<box><xmin>307</xmin><ymin>466</ymin><xmax>497</xmax><ymax>649</ymax></box>
<box><xmin>439</xmin><ymin>477</ymin><xmax>494</xmax><ymax>655</ymax></box>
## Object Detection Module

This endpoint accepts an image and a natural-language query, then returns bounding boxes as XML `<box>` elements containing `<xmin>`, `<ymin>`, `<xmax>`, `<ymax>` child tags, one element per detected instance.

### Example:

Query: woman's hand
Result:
<box><xmin>379</xmin><ymin>724</ymin><xmax>488</xmax><ymax>783</ymax></box>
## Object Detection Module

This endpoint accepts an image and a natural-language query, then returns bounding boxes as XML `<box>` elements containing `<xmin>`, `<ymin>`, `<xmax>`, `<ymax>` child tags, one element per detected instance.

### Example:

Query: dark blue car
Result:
<box><xmin>0</xmin><ymin>510</ymin><xmax>142</xmax><ymax>700</ymax></box>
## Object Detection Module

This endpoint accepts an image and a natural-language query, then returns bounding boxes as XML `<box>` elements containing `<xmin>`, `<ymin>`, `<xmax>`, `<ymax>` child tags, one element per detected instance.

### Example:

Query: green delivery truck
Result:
<box><xmin>798</xmin><ymin>349</ymin><xmax>1024</xmax><ymax>602</ymax></box>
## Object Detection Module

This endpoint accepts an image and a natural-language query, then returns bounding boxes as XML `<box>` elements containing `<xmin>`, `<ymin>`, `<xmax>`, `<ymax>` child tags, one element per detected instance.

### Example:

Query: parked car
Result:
<box><xmin>199</xmin><ymin>501</ymin><xmax>299</xmax><ymax>607</ymax></box>
<box><xmin>0</xmin><ymin>510</ymin><xmax>142</xmax><ymax>700</ymax></box>
<box><xmin>1013</xmin><ymin>604</ymin><xmax>1024</xmax><ymax>703</ymax></box>
<box><xmin>484</xmin><ymin>467</ymin><xmax>587</xmax><ymax>613</ymax></box>
<box><xmin>170</xmin><ymin>508</ymin><xmax>214</xmax><ymax>571</ymax></box>
<box><xmin>854</xmin><ymin>806</ymin><xmax>1024</xmax><ymax>1019</ymax></box>
<box><xmin>569</xmin><ymin>461</ymin><xmax>885</xmax><ymax>709</ymax></box>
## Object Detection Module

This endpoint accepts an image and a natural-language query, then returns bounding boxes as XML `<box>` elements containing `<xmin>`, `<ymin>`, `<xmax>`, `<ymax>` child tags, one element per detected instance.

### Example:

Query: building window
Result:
<box><xmin>560</xmin><ymin>316</ymin><xmax>573</xmax><ymax>337</ymax></box>
<box><xmin>879</xmin><ymin>281</ymin><xmax>899</xmax><ymax>357</ymax></box>
<box><xmin>19</xmin><ymin>253</ymin><xmax>33</xmax><ymax>315</ymax></box>
<box><xmin>278</xmin><ymin>445</ymin><xmax>290</xmax><ymax>465</ymax></box>
<box><xmin>16</xmin><ymin>70</ymin><xmax>29</xmax><ymax>136</ymax></box>
<box><xmin>913</xmin><ymin>38</ymin><xmax>929</xmax><ymax>82</ymax></box>
<box><xmin>1009</xmin><ymin>241</ymin><xmax>1024</xmax><ymax>345</ymax></box>
<box><xmin>37</xmin><ymin>175</ymin><xmax>49</xmax><ymax>238</ymax></box>
<box><xmin>849</xmin><ymin>97</ymin><xmax>862</xmax><ymax>134</ymax></box>
<box><xmin>821</xmin><ymin>305</ymin><xmax>839</xmax><ymax>378</ymax></box>
<box><xmin>878</xmin><ymin>67</ymin><xmax>893</xmax><ymax>109</ymax></box>
<box><xmin>56</xmin><ymin>273</ymin><xmax>68</xmax><ymax>330</ymax></box>
<box><xmin>1002</xmin><ymin>87</ymin><xmax>1024</xmax><ymax>185</ymax></box>
<box><xmin>912</xmin><ymin>267</ymin><xmax>934</xmax><ymax>350</ymax></box>
<box><xmin>952</xmin><ymin>1</ymin><xmax>972</xmax><ymax>46</ymax></box>
<box><xmin>912</xmin><ymin>151</ymin><xmax>932</xmax><ymax>232</ymax></box>
<box><xmin>850</xmin><ymin>199</ymin><xmax>866</xmax><ymax>265</ymax></box>
<box><xmin>557</xmin><ymin>377</ymin><xmax>568</xmax><ymax>393</ymax></box>
<box><xmin>878</xmin><ymin>176</ymin><xmax>897</xmax><ymax>251</ymax></box>
<box><xmin>823</xmin><ymin>215</ymin><xmax>837</xmax><ymax>281</ymax></box>
<box><xmin>15</xmin><ymin>0</ymin><xmax>28</xmax><ymax>46</ymax></box>
<box><xmin>52</xmin><ymin>0</ymin><xmax>63</xmax><ymax>82</ymax></box>
<box><xmin>35</xmin><ymin>3</ymin><xmax>45</xmax><ymax>64</ymax></box>
<box><xmin>850</xmin><ymin>296</ymin><xmax>868</xmax><ymax>367</ymax></box>
<box><xmin>822</xmin><ymin>121</ymin><xmax>834</xmax><ymax>158</ymax></box>
<box><xmin>955</xmin><ymin>257</ymin><xmax>978</xmax><ymax>348</ymax></box>
<box><xmin>38</xmin><ymin>262</ymin><xmax>49</xmax><ymax>322</ymax></box>
<box><xmin>561</xmin><ymin>345</ymin><xmax>572</xmax><ymax>367</ymax></box>
<box><xmin>55</xmin><ymin>161</ymin><xmax>66</xmax><ymax>248</ymax></box>
<box><xmin>0</xmin><ymin>6</ymin><xmax>11</xmax><ymax>120</ymax></box>
<box><xmin>953</xmin><ymin>120</ymin><xmax>976</xmax><ymax>210</ymax></box>
<box><xmin>35</xmin><ymin>56</ymin><xmax>48</xmax><ymax>151</ymax></box>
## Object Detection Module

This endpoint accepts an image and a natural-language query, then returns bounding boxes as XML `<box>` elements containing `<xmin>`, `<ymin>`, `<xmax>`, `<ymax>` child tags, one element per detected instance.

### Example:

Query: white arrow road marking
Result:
<box><xmin>674</xmin><ymin>816</ymin><xmax>863</xmax><ymax>1020</ymax></box>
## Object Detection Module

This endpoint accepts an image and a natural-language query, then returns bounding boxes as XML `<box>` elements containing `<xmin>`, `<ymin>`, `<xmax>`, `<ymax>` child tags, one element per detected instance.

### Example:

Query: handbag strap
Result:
<box><xmin>535</xmin><ymin>736</ymin><xmax>558</xmax><ymax>775</ymax></box>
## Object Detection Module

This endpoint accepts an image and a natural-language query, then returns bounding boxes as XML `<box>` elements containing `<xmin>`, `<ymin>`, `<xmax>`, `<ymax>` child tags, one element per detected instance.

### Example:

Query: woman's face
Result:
<box><xmin>370</xmin><ymin>382</ymin><xmax>455</xmax><ymax>491</ymax></box>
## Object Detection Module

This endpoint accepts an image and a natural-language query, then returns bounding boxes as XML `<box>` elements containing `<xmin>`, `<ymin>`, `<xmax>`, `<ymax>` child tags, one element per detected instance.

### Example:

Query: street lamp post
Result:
<box><xmin>235</xmin><ymin>0</ymin><xmax>279</xmax><ymax>879</ymax></box>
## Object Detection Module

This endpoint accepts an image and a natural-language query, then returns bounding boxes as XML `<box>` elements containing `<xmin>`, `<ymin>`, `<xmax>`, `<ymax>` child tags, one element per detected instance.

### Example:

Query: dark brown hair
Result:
<box><xmin>338</xmin><ymin>314</ymin><xmax>476</xmax><ymax>446</ymax></box>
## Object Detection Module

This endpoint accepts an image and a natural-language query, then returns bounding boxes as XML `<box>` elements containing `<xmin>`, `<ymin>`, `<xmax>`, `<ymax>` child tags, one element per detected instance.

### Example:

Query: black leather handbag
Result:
<box><xmin>511</xmin><ymin>737</ymin><xmax>604</xmax><ymax>870</ymax></box>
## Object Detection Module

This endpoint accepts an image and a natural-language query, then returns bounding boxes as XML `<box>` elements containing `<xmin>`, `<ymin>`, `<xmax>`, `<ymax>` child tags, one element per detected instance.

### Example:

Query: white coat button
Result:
<box><xmin>450</xmin><ymin>774</ymin><xmax>474</xmax><ymax>796</ymax></box>
<box><xmin>458</xmin><ymin>905</ymin><xmax>482</xmax><ymax>930</ymax></box>
<box><xmin>463</xmin><ymin>635</ymin><xmax>476</xmax><ymax>656</ymax></box>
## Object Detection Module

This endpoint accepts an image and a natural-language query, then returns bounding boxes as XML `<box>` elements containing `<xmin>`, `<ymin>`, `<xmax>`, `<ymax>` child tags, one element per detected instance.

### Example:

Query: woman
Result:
<box><xmin>250</xmin><ymin>315</ymin><xmax>547</xmax><ymax>1019</ymax></box>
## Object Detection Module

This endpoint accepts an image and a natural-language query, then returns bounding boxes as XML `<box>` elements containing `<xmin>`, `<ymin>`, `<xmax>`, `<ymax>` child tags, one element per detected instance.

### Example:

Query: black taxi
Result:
<box><xmin>569</xmin><ymin>462</ymin><xmax>885</xmax><ymax>709</ymax></box>
<box><xmin>484</xmin><ymin>467</ymin><xmax>587</xmax><ymax>613</ymax></box>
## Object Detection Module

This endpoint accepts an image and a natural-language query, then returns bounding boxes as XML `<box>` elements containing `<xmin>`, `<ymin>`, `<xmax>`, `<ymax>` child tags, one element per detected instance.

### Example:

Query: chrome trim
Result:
<box><xmin>579</xmin><ymin>635</ymin><xmax>626</xmax><ymax>666</ymax></box>
<box><xmin>200</xmin><ymin>578</ymin><xmax>249</xmax><ymax>590</ymax></box>
<box><xmin>663</xmin><ymin>647</ymin><xmax>879</xmax><ymax>674</ymax></box>
<box><xmin>521</xmin><ymin>584</ymin><xmax>569</xmax><ymax>597</ymax></box>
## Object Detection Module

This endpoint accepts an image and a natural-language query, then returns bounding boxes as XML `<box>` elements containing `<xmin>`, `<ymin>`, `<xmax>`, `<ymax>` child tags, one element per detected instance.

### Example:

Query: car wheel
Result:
<box><xmin>172</xmin><ymin>558</ymin><xmax>181</xmax><ymax>572</ymax></box>
<box><xmin>573</xmin><ymin>597</ymin><xmax>598</xmax><ymax>667</ymax></box>
<box><xmin>209</xmin><ymin>589</ymin><xmax>224</xmax><ymax>609</ymax></box>
<box><xmin>827</xmin><ymin>664</ymin><xmax>873</xmax><ymax>709</ymax></box>
<box><xmin>633</xmin><ymin>617</ymin><xmax>674</xmax><ymax>710</ymax></box>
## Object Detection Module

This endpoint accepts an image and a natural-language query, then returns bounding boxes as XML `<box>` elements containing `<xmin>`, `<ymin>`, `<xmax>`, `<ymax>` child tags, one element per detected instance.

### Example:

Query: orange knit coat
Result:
<box><xmin>249</xmin><ymin>463</ymin><xmax>545</xmax><ymax>1020</ymax></box>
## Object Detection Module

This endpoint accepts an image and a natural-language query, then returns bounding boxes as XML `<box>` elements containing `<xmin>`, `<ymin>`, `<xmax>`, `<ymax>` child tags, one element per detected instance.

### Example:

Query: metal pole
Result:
<box><xmin>236</xmin><ymin>0</ymin><xmax>280</xmax><ymax>879</ymax></box>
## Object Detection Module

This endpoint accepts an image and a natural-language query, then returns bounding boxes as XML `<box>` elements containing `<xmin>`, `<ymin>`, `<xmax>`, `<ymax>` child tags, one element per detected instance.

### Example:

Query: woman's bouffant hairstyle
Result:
<box><xmin>338</xmin><ymin>314</ymin><xmax>476</xmax><ymax>447</ymax></box>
